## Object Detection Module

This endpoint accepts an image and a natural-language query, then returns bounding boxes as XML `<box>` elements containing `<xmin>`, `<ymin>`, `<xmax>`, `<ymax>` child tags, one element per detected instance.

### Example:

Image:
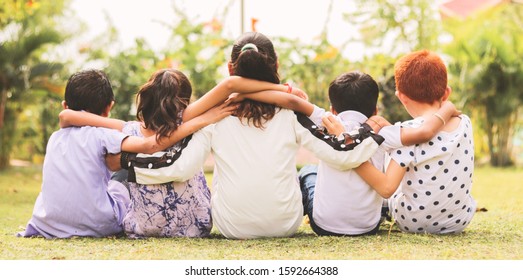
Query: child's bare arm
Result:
<box><xmin>322</xmin><ymin>114</ymin><xmax>345</xmax><ymax>136</ymax></box>
<box><xmin>59</xmin><ymin>109</ymin><xmax>125</xmax><ymax>130</ymax></box>
<box><xmin>182</xmin><ymin>76</ymin><xmax>296</xmax><ymax>122</ymax></box>
<box><xmin>121</xmin><ymin>102</ymin><xmax>237</xmax><ymax>154</ymax></box>
<box><xmin>400</xmin><ymin>101</ymin><xmax>460</xmax><ymax>145</ymax></box>
<box><xmin>105</xmin><ymin>153</ymin><xmax>122</xmax><ymax>171</ymax></box>
<box><xmin>355</xmin><ymin>160</ymin><xmax>406</xmax><ymax>198</ymax></box>
<box><xmin>229</xmin><ymin>90</ymin><xmax>315</xmax><ymax>116</ymax></box>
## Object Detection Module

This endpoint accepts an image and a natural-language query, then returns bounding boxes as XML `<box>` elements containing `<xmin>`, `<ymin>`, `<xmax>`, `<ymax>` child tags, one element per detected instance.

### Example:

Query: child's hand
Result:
<box><xmin>322</xmin><ymin>113</ymin><xmax>345</xmax><ymax>137</ymax></box>
<box><xmin>290</xmin><ymin>87</ymin><xmax>308</xmax><ymax>101</ymax></box>
<box><xmin>366</xmin><ymin>115</ymin><xmax>391</xmax><ymax>133</ymax></box>
<box><xmin>105</xmin><ymin>153</ymin><xmax>122</xmax><ymax>171</ymax></box>
<box><xmin>441</xmin><ymin>101</ymin><xmax>461</xmax><ymax>117</ymax></box>
<box><xmin>201</xmin><ymin>102</ymin><xmax>239</xmax><ymax>125</ymax></box>
<box><xmin>225</xmin><ymin>92</ymin><xmax>245</xmax><ymax>104</ymax></box>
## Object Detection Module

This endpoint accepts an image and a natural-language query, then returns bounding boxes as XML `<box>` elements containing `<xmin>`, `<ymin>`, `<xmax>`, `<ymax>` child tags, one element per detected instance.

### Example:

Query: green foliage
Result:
<box><xmin>445</xmin><ymin>4</ymin><xmax>523</xmax><ymax>166</ymax></box>
<box><xmin>162</xmin><ymin>4</ymin><xmax>232</xmax><ymax>99</ymax></box>
<box><xmin>105</xmin><ymin>39</ymin><xmax>160</xmax><ymax>121</ymax></box>
<box><xmin>353</xmin><ymin>54</ymin><xmax>411</xmax><ymax>124</ymax></box>
<box><xmin>342</xmin><ymin>0</ymin><xmax>443</xmax><ymax>123</ymax></box>
<box><xmin>275</xmin><ymin>35</ymin><xmax>349</xmax><ymax>110</ymax></box>
<box><xmin>345</xmin><ymin>0</ymin><xmax>442</xmax><ymax>54</ymax></box>
<box><xmin>0</xmin><ymin>0</ymin><xmax>69</xmax><ymax>169</ymax></box>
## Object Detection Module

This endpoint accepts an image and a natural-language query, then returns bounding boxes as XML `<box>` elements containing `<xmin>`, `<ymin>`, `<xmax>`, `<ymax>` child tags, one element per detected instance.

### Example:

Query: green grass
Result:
<box><xmin>1</xmin><ymin>165</ymin><xmax>522</xmax><ymax>260</ymax></box>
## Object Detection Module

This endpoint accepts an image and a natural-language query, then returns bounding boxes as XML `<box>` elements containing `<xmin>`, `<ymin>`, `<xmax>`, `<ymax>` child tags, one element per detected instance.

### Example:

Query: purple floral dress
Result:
<box><xmin>121</xmin><ymin>121</ymin><xmax>212</xmax><ymax>238</ymax></box>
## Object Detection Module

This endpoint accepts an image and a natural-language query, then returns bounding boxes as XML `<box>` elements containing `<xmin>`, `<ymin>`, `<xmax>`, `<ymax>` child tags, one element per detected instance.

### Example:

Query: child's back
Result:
<box><xmin>121</xmin><ymin>69</ymin><xmax>212</xmax><ymax>238</ymax></box>
<box><xmin>311</xmin><ymin>111</ymin><xmax>387</xmax><ymax>234</ymax></box>
<box><xmin>20</xmin><ymin>126</ymin><xmax>129</xmax><ymax>238</ymax></box>
<box><xmin>389</xmin><ymin>114</ymin><xmax>475</xmax><ymax>233</ymax></box>
<box><xmin>301</xmin><ymin>71</ymin><xmax>399</xmax><ymax>236</ymax></box>
<box><xmin>387</xmin><ymin>50</ymin><xmax>476</xmax><ymax>234</ymax></box>
<box><xmin>121</xmin><ymin>122</ymin><xmax>212</xmax><ymax>238</ymax></box>
<box><xmin>18</xmin><ymin>69</ymin><xmax>130</xmax><ymax>238</ymax></box>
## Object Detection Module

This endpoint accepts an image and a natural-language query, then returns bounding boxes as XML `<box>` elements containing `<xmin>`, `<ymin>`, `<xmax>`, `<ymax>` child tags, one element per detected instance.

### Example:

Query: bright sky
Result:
<box><xmin>71</xmin><ymin>0</ymin><xmax>366</xmax><ymax>61</ymax></box>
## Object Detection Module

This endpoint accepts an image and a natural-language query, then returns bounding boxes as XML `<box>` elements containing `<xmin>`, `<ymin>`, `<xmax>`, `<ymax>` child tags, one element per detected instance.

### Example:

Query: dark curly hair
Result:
<box><xmin>136</xmin><ymin>69</ymin><xmax>192</xmax><ymax>141</ymax></box>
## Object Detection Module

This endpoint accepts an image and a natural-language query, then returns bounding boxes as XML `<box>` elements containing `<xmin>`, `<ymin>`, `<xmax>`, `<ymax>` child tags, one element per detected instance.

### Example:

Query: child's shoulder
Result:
<box><xmin>121</xmin><ymin>121</ymin><xmax>142</xmax><ymax>137</ymax></box>
<box><xmin>399</xmin><ymin>117</ymin><xmax>424</xmax><ymax>128</ymax></box>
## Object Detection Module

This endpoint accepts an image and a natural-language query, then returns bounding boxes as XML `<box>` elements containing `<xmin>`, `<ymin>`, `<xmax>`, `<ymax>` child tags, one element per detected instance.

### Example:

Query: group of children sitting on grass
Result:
<box><xmin>17</xmin><ymin>32</ymin><xmax>476</xmax><ymax>240</ymax></box>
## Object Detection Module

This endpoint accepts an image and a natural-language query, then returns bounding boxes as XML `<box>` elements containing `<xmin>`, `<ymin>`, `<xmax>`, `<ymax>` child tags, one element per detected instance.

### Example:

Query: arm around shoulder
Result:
<box><xmin>296</xmin><ymin>114</ymin><xmax>381</xmax><ymax>170</ymax></box>
<box><xmin>355</xmin><ymin>160</ymin><xmax>406</xmax><ymax>198</ymax></box>
<box><xmin>126</xmin><ymin>127</ymin><xmax>213</xmax><ymax>185</ymax></box>
<box><xmin>400</xmin><ymin>101</ymin><xmax>459</xmax><ymax>146</ymax></box>
<box><xmin>59</xmin><ymin>109</ymin><xmax>125</xmax><ymax>130</ymax></box>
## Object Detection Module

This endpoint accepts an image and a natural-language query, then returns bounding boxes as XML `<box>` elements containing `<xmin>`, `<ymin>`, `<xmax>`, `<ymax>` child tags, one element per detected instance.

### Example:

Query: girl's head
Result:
<box><xmin>229</xmin><ymin>32</ymin><xmax>279</xmax><ymax>128</ymax></box>
<box><xmin>229</xmin><ymin>32</ymin><xmax>280</xmax><ymax>83</ymax></box>
<box><xmin>394</xmin><ymin>50</ymin><xmax>448</xmax><ymax>104</ymax></box>
<box><xmin>136</xmin><ymin>69</ymin><xmax>192</xmax><ymax>140</ymax></box>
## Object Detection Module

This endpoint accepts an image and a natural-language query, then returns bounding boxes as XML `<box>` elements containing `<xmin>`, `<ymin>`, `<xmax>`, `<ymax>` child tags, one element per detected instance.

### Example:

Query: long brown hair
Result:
<box><xmin>136</xmin><ymin>69</ymin><xmax>192</xmax><ymax>141</ymax></box>
<box><xmin>230</xmin><ymin>32</ymin><xmax>280</xmax><ymax>128</ymax></box>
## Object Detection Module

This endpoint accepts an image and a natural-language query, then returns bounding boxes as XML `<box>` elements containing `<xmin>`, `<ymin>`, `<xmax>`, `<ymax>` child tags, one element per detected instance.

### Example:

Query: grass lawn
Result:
<box><xmin>1</xmin><ymin>164</ymin><xmax>522</xmax><ymax>260</ymax></box>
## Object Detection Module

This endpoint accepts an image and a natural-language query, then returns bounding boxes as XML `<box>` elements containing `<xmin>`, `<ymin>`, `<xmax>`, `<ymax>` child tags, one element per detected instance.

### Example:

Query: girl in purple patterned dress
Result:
<box><xmin>117</xmin><ymin>69</ymin><xmax>213</xmax><ymax>238</ymax></box>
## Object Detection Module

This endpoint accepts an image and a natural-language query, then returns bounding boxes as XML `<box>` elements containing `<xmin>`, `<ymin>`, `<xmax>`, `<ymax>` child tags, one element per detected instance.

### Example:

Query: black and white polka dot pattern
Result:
<box><xmin>389</xmin><ymin>115</ymin><xmax>477</xmax><ymax>234</ymax></box>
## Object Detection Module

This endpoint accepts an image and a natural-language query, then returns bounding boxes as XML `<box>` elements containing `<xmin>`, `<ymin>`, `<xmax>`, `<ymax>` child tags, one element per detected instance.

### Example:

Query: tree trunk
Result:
<box><xmin>0</xmin><ymin>88</ymin><xmax>6</xmax><ymax>129</ymax></box>
<box><xmin>0</xmin><ymin>105</ymin><xmax>18</xmax><ymax>170</ymax></box>
<box><xmin>486</xmin><ymin>109</ymin><xmax>517</xmax><ymax>167</ymax></box>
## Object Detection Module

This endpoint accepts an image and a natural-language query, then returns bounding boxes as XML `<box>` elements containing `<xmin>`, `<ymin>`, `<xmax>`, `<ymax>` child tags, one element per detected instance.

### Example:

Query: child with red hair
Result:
<box><xmin>355</xmin><ymin>50</ymin><xmax>476</xmax><ymax>234</ymax></box>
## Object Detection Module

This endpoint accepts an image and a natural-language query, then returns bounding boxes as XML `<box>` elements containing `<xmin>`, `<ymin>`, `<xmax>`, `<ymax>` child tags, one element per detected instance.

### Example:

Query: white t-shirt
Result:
<box><xmin>388</xmin><ymin>115</ymin><xmax>476</xmax><ymax>234</ymax></box>
<box><xmin>308</xmin><ymin>107</ymin><xmax>402</xmax><ymax>234</ymax></box>
<box><xmin>131</xmin><ymin>109</ymin><xmax>381</xmax><ymax>239</ymax></box>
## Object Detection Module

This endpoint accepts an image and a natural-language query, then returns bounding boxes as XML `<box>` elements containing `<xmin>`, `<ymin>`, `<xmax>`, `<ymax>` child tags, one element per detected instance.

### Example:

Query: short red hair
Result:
<box><xmin>394</xmin><ymin>50</ymin><xmax>447</xmax><ymax>103</ymax></box>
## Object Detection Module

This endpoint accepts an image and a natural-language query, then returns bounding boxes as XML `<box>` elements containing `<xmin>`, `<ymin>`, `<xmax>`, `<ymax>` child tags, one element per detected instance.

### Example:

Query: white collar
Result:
<box><xmin>336</xmin><ymin>110</ymin><xmax>368</xmax><ymax>124</ymax></box>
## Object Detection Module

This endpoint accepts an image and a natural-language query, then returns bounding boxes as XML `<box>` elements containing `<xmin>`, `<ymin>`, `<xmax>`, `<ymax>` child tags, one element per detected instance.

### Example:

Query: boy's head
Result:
<box><xmin>63</xmin><ymin>69</ymin><xmax>114</xmax><ymax>116</ymax></box>
<box><xmin>328</xmin><ymin>71</ymin><xmax>379</xmax><ymax>118</ymax></box>
<box><xmin>394</xmin><ymin>50</ymin><xmax>448</xmax><ymax>104</ymax></box>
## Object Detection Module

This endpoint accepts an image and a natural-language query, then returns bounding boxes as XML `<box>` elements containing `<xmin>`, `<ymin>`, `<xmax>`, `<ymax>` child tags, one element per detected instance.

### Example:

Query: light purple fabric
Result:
<box><xmin>18</xmin><ymin>126</ymin><xmax>129</xmax><ymax>238</ymax></box>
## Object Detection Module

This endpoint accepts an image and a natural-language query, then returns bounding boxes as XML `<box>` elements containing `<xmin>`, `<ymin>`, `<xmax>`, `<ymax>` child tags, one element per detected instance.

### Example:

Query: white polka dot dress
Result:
<box><xmin>389</xmin><ymin>115</ymin><xmax>477</xmax><ymax>234</ymax></box>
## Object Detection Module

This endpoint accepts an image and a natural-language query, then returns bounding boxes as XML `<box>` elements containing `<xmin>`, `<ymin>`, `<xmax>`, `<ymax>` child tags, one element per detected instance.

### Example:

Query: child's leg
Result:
<box><xmin>381</xmin><ymin>199</ymin><xmax>391</xmax><ymax>222</ymax></box>
<box><xmin>111</xmin><ymin>169</ymin><xmax>130</xmax><ymax>194</ymax></box>
<box><xmin>107</xmin><ymin>180</ymin><xmax>131</xmax><ymax>225</ymax></box>
<box><xmin>298</xmin><ymin>165</ymin><xmax>318</xmax><ymax>217</ymax></box>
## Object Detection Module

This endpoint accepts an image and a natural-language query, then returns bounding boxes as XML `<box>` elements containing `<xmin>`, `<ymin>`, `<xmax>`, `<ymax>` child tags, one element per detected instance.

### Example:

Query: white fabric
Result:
<box><xmin>388</xmin><ymin>115</ymin><xmax>476</xmax><ymax>234</ymax></box>
<box><xmin>133</xmin><ymin>109</ymin><xmax>380</xmax><ymax>239</ymax></box>
<box><xmin>307</xmin><ymin>108</ymin><xmax>403</xmax><ymax>235</ymax></box>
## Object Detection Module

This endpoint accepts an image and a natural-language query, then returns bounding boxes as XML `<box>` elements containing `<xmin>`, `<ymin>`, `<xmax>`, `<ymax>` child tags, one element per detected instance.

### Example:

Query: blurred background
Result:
<box><xmin>0</xmin><ymin>0</ymin><xmax>522</xmax><ymax>170</ymax></box>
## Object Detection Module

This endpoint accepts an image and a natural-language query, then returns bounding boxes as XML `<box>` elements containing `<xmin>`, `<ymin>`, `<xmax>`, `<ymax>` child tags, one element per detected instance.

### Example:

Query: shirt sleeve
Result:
<box><xmin>390</xmin><ymin>145</ymin><xmax>416</xmax><ymax>168</ymax></box>
<box><xmin>379</xmin><ymin>124</ymin><xmax>403</xmax><ymax>152</ymax></box>
<box><xmin>294</xmin><ymin>112</ymin><xmax>381</xmax><ymax>170</ymax></box>
<box><xmin>98</xmin><ymin>127</ymin><xmax>128</xmax><ymax>155</ymax></box>
<box><xmin>307</xmin><ymin>105</ymin><xmax>326</xmax><ymax>126</ymax></box>
<box><xmin>129</xmin><ymin>126</ymin><xmax>212</xmax><ymax>185</ymax></box>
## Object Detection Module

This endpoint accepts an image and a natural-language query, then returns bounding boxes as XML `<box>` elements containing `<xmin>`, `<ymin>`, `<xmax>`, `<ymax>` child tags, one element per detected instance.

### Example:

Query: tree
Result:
<box><xmin>445</xmin><ymin>4</ymin><xmax>523</xmax><ymax>166</ymax></box>
<box><xmin>0</xmin><ymin>0</ymin><xmax>68</xmax><ymax>169</ymax></box>
<box><xmin>104</xmin><ymin>39</ymin><xmax>160</xmax><ymax>121</ymax></box>
<box><xmin>275</xmin><ymin>35</ymin><xmax>350</xmax><ymax>110</ymax></box>
<box><xmin>343</xmin><ymin>0</ymin><xmax>443</xmax><ymax>122</ymax></box>
<box><xmin>162</xmin><ymin>4</ymin><xmax>232</xmax><ymax>99</ymax></box>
